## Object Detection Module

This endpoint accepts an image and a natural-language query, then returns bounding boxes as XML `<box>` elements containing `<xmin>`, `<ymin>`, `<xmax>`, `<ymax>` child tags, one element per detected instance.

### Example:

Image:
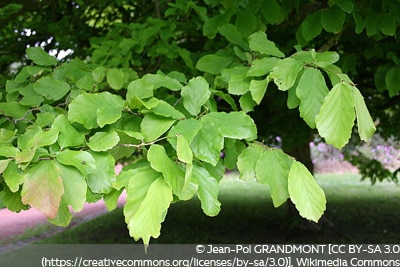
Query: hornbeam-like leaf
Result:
<box><xmin>296</xmin><ymin>68</ymin><xmax>329</xmax><ymax>128</ymax></box>
<box><xmin>68</xmin><ymin>92</ymin><xmax>125</xmax><ymax>129</ymax></box>
<box><xmin>202</xmin><ymin>111</ymin><xmax>257</xmax><ymax>141</ymax></box>
<box><xmin>124</xmin><ymin>167</ymin><xmax>173</xmax><ymax>247</ymax></box>
<box><xmin>316</xmin><ymin>82</ymin><xmax>356</xmax><ymax>149</ymax></box>
<box><xmin>176</xmin><ymin>134</ymin><xmax>193</xmax><ymax>164</ymax></box>
<box><xmin>21</xmin><ymin>160</ymin><xmax>64</xmax><ymax>219</ymax></box>
<box><xmin>141</xmin><ymin>113</ymin><xmax>176</xmax><ymax>142</ymax></box>
<box><xmin>56</xmin><ymin>149</ymin><xmax>96</xmax><ymax>176</ymax></box>
<box><xmin>288</xmin><ymin>161</ymin><xmax>326</xmax><ymax>222</ymax></box>
<box><xmin>191</xmin><ymin>123</ymin><xmax>224</xmax><ymax>166</ymax></box>
<box><xmin>255</xmin><ymin>149</ymin><xmax>293</xmax><ymax>207</ymax></box>
<box><xmin>52</xmin><ymin>115</ymin><xmax>85</xmax><ymax>149</ymax></box>
<box><xmin>86</xmin><ymin>152</ymin><xmax>116</xmax><ymax>194</ymax></box>
<box><xmin>87</xmin><ymin>130</ymin><xmax>120</xmax><ymax>152</ymax></box>
<box><xmin>248</xmin><ymin>31</ymin><xmax>285</xmax><ymax>58</ymax></box>
<box><xmin>269</xmin><ymin>58</ymin><xmax>303</xmax><ymax>91</ymax></box>
<box><xmin>181</xmin><ymin>76</ymin><xmax>211</xmax><ymax>116</ymax></box>
<box><xmin>148</xmin><ymin>144</ymin><xmax>196</xmax><ymax>200</ymax></box>
<box><xmin>33</xmin><ymin>77</ymin><xmax>70</xmax><ymax>101</ymax></box>
<box><xmin>192</xmin><ymin>163</ymin><xmax>221</xmax><ymax>216</ymax></box>
<box><xmin>56</xmin><ymin>162</ymin><xmax>87</xmax><ymax>212</ymax></box>
<box><xmin>353</xmin><ymin>88</ymin><xmax>376</xmax><ymax>142</ymax></box>
<box><xmin>237</xmin><ymin>144</ymin><xmax>264</xmax><ymax>181</ymax></box>
<box><xmin>26</xmin><ymin>47</ymin><xmax>57</xmax><ymax>66</ymax></box>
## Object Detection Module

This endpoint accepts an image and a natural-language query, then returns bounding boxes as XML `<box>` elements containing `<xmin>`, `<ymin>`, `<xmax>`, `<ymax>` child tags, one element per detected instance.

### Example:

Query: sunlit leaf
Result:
<box><xmin>269</xmin><ymin>58</ymin><xmax>303</xmax><ymax>91</ymax></box>
<box><xmin>288</xmin><ymin>161</ymin><xmax>326</xmax><ymax>222</ymax></box>
<box><xmin>181</xmin><ymin>76</ymin><xmax>211</xmax><ymax>116</ymax></box>
<box><xmin>26</xmin><ymin>47</ymin><xmax>57</xmax><ymax>66</ymax></box>
<box><xmin>353</xmin><ymin>88</ymin><xmax>376</xmax><ymax>142</ymax></box>
<box><xmin>87</xmin><ymin>130</ymin><xmax>120</xmax><ymax>152</ymax></box>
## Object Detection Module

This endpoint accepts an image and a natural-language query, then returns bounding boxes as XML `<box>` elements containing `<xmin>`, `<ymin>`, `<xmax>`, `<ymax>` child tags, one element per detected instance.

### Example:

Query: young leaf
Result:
<box><xmin>315</xmin><ymin>82</ymin><xmax>356</xmax><ymax>149</ymax></box>
<box><xmin>26</xmin><ymin>47</ymin><xmax>57</xmax><ymax>66</ymax></box>
<box><xmin>269</xmin><ymin>58</ymin><xmax>303</xmax><ymax>91</ymax></box>
<box><xmin>140</xmin><ymin>113</ymin><xmax>176</xmax><ymax>142</ymax></box>
<box><xmin>202</xmin><ymin>111</ymin><xmax>257</xmax><ymax>141</ymax></box>
<box><xmin>87</xmin><ymin>130</ymin><xmax>120</xmax><ymax>152</ymax></box>
<box><xmin>21</xmin><ymin>160</ymin><xmax>64</xmax><ymax>219</ymax></box>
<box><xmin>124</xmin><ymin>168</ymin><xmax>173</xmax><ymax>247</ymax></box>
<box><xmin>237</xmin><ymin>144</ymin><xmax>264</xmax><ymax>181</ymax></box>
<box><xmin>288</xmin><ymin>161</ymin><xmax>326</xmax><ymax>222</ymax></box>
<box><xmin>255</xmin><ymin>149</ymin><xmax>293</xmax><ymax>207</ymax></box>
<box><xmin>192</xmin><ymin>163</ymin><xmax>221</xmax><ymax>216</ymax></box>
<box><xmin>176</xmin><ymin>134</ymin><xmax>193</xmax><ymax>164</ymax></box>
<box><xmin>181</xmin><ymin>76</ymin><xmax>211</xmax><ymax>116</ymax></box>
<box><xmin>107</xmin><ymin>68</ymin><xmax>125</xmax><ymax>90</ymax></box>
<box><xmin>353</xmin><ymin>88</ymin><xmax>376</xmax><ymax>142</ymax></box>
<box><xmin>249</xmin><ymin>78</ymin><xmax>269</xmax><ymax>104</ymax></box>
<box><xmin>248</xmin><ymin>31</ymin><xmax>284</xmax><ymax>58</ymax></box>
<box><xmin>147</xmin><ymin>144</ymin><xmax>196</xmax><ymax>200</ymax></box>
<box><xmin>296</xmin><ymin>68</ymin><xmax>329</xmax><ymax>128</ymax></box>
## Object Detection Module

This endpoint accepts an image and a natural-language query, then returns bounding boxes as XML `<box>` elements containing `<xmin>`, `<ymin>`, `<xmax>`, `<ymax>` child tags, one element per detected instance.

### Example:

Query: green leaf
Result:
<box><xmin>334</xmin><ymin>0</ymin><xmax>354</xmax><ymax>13</ymax></box>
<box><xmin>248</xmin><ymin>31</ymin><xmax>284</xmax><ymax>58</ymax></box>
<box><xmin>181</xmin><ymin>76</ymin><xmax>211</xmax><ymax>116</ymax></box>
<box><xmin>314</xmin><ymin>51</ymin><xmax>340</xmax><ymax>68</ymax></box>
<box><xmin>86</xmin><ymin>152</ymin><xmax>116</xmax><ymax>194</ymax></box>
<box><xmin>316</xmin><ymin>82</ymin><xmax>356</xmax><ymax>149</ymax></box>
<box><xmin>56</xmin><ymin>149</ymin><xmax>96</xmax><ymax>176</ymax></box>
<box><xmin>47</xmin><ymin>201</ymin><xmax>72</xmax><ymax>227</ymax></box>
<box><xmin>107</xmin><ymin>68</ymin><xmax>125</xmax><ymax>90</ymax></box>
<box><xmin>21</xmin><ymin>160</ymin><xmax>64</xmax><ymax>219</ymax></box>
<box><xmin>148</xmin><ymin>144</ymin><xmax>196</xmax><ymax>200</ymax></box>
<box><xmin>237</xmin><ymin>143</ymin><xmax>264</xmax><ymax>181</ymax></box>
<box><xmin>269</xmin><ymin>58</ymin><xmax>303</xmax><ymax>91</ymax></box>
<box><xmin>287</xmin><ymin>86</ymin><xmax>300</xmax><ymax>109</ymax></box>
<box><xmin>385</xmin><ymin>67</ymin><xmax>400</xmax><ymax>97</ymax></box>
<box><xmin>191</xmin><ymin>122</ymin><xmax>224</xmax><ymax>166</ymax></box>
<box><xmin>261</xmin><ymin>0</ymin><xmax>283</xmax><ymax>24</ymax></box>
<box><xmin>124</xmin><ymin>168</ymin><xmax>173</xmax><ymax>246</ymax></box>
<box><xmin>218</xmin><ymin>24</ymin><xmax>249</xmax><ymax>50</ymax></box>
<box><xmin>127</xmin><ymin>79</ymin><xmax>154</xmax><ymax>108</ymax></box>
<box><xmin>0</xmin><ymin>102</ymin><xmax>30</xmax><ymax>119</ymax></box>
<box><xmin>68</xmin><ymin>92</ymin><xmax>125</xmax><ymax>129</ymax></box>
<box><xmin>87</xmin><ymin>130</ymin><xmax>120</xmax><ymax>152</ymax></box>
<box><xmin>353</xmin><ymin>88</ymin><xmax>376</xmax><ymax>142</ymax></box>
<box><xmin>141</xmin><ymin>113</ymin><xmax>176</xmax><ymax>142</ymax></box>
<box><xmin>33</xmin><ymin>77</ymin><xmax>70</xmax><ymax>101</ymax></box>
<box><xmin>296</xmin><ymin>68</ymin><xmax>329</xmax><ymax>128</ymax></box>
<box><xmin>288</xmin><ymin>161</ymin><xmax>326</xmax><ymax>222</ymax></box>
<box><xmin>56</xmin><ymin>162</ymin><xmax>87</xmax><ymax>212</ymax></box>
<box><xmin>168</xmin><ymin>118</ymin><xmax>202</xmax><ymax>149</ymax></box>
<box><xmin>196</xmin><ymin>54</ymin><xmax>235</xmax><ymax>74</ymax></box>
<box><xmin>0</xmin><ymin>159</ymin><xmax>10</xmax><ymax>174</ymax></box>
<box><xmin>203</xmin><ymin>10</ymin><xmax>232</xmax><ymax>38</ymax></box>
<box><xmin>256</xmin><ymin>149</ymin><xmax>293</xmax><ymax>207</ymax></box>
<box><xmin>26</xmin><ymin>47</ymin><xmax>57</xmax><ymax>66</ymax></box>
<box><xmin>92</xmin><ymin>67</ymin><xmax>107</xmax><ymax>83</ymax></box>
<box><xmin>300</xmin><ymin>11</ymin><xmax>323</xmax><ymax>41</ymax></box>
<box><xmin>3</xmin><ymin>161</ymin><xmax>23</xmax><ymax>192</ymax></box>
<box><xmin>27</xmin><ymin>128</ymin><xmax>59</xmax><ymax>148</ymax></box>
<box><xmin>249</xmin><ymin>78</ymin><xmax>269</xmax><ymax>104</ymax></box>
<box><xmin>144</xmin><ymin>98</ymin><xmax>185</xmax><ymax>119</ymax></box>
<box><xmin>247</xmin><ymin>57</ymin><xmax>279</xmax><ymax>77</ymax></box>
<box><xmin>380</xmin><ymin>14</ymin><xmax>396</xmax><ymax>36</ymax></box>
<box><xmin>176</xmin><ymin>134</ymin><xmax>193</xmax><ymax>164</ymax></box>
<box><xmin>142</xmin><ymin>73</ymin><xmax>183</xmax><ymax>91</ymax></box>
<box><xmin>51</xmin><ymin>114</ymin><xmax>85</xmax><ymax>149</ymax></box>
<box><xmin>202</xmin><ymin>111</ymin><xmax>257</xmax><ymax>141</ymax></box>
<box><xmin>223</xmin><ymin>67</ymin><xmax>251</xmax><ymax>95</ymax></box>
<box><xmin>321</xmin><ymin>6</ymin><xmax>346</xmax><ymax>33</ymax></box>
<box><xmin>0</xmin><ymin>128</ymin><xmax>16</xmax><ymax>144</ymax></box>
<box><xmin>193</xmin><ymin>163</ymin><xmax>221</xmax><ymax>216</ymax></box>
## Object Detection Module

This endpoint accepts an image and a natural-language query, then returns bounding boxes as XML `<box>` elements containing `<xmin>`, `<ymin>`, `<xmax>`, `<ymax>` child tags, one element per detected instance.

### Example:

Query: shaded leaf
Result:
<box><xmin>321</xmin><ymin>6</ymin><xmax>346</xmax><ymax>33</ymax></box>
<box><xmin>300</xmin><ymin>11</ymin><xmax>323</xmax><ymax>41</ymax></box>
<box><xmin>248</xmin><ymin>31</ymin><xmax>284</xmax><ymax>57</ymax></box>
<box><xmin>196</xmin><ymin>54</ymin><xmax>235</xmax><ymax>74</ymax></box>
<box><xmin>237</xmin><ymin>143</ymin><xmax>264</xmax><ymax>181</ymax></box>
<box><xmin>353</xmin><ymin>88</ymin><xmax>376</xmax><ymax>142</ymax></box>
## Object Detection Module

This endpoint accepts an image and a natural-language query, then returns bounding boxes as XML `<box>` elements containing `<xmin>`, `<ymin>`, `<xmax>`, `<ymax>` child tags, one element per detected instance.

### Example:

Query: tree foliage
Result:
<box><xmin>1</xmin><ymin>0</ymin><xmax>398</xmax><ymax>245</ymax></box>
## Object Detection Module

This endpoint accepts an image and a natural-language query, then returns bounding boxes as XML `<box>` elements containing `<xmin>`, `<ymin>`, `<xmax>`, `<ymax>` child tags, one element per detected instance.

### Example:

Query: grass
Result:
<box><xmin>37</xmin><ymin>172</ymin><xmax>400</xmax><ymax>244</ymax></box>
